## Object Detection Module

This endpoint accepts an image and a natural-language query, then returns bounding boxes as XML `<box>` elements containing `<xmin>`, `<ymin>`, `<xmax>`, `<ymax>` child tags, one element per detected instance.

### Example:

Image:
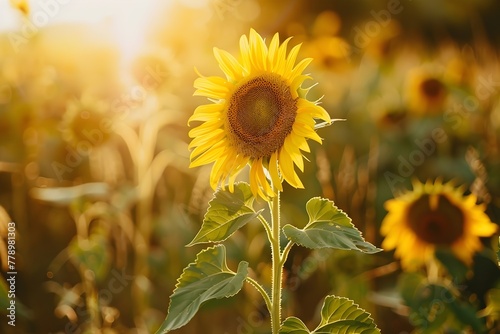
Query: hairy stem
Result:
<box><xmin>270</xmin><ymin>190</ymin><xmax>282</xmax><ymax>334</ymax></box>
<box><xmin>246</xmin><ymin>277</ymin><xmax>272</xmax><ymax>315</ymax></box>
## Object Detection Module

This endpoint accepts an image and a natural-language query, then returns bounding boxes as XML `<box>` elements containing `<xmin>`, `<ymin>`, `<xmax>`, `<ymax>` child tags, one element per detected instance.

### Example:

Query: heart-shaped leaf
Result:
<box><xmin>314</xmin><ymin>296</ymin><xmax>380</xmax><ymax>333</ymax></box>
<box><xmin>155</xmin><ymin>245</ymin><xmax>248</xmax><ymax>333</ymax></box>
<box><xmin>279</xmin><ymin>316</ymin><xmax>310</xmax><ymax>333</ymax></box>
<box><xmin>283</xmin><ymin>197</ymin><xmax>381</xmax><ymax>254</ymax></box>
<box><xmin>188</xmin><ymin>182</ymin><xmax>262</xmax><ymax>246</ymax></box>
<box><xmin>280</xmin><ymin>296</ymin><xmax>380</xmax><ymax>334</ymax></box>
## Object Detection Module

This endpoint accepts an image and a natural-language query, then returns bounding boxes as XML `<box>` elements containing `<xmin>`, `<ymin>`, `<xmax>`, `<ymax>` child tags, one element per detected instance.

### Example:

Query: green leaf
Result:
<box><xmin>313</xmin><ymin>296</ymin><xmax>380</xmax><ymax>333</ymax></box>
<box><xmin>280</xmin><ymin>296</ymin><xmax>380</xmax><ymax>333</ymax></box>
<box><xmin>397</xmin><ymin>272</ymin><xmax>426</xmax><ymax>306</ymax></box>
<box><xmin>435</xmin><ymin>248</ymin><xmax>468</xmax><ymax>282</ymax></box>
<box><xmin>188</xmin><ymin>182</ymin><xmax>262</xmax><ymax>246</ymax></box>
<box><xmin>279</xmin><ymin>317</ymin><xmax>310</xmax><ymax>333</ymax></box>
<box><xmin>446</xmin><ymin>289</ymin><xmax>485</xmax><ymax>333</ymax></box>
<box><xmin>156</xmin><ymin>245</ymin><xmax>248</xmax><ymax>333</ymax></box>
<box><xmin>404</xmin><ymin>284</ymin><xmax>450</xmax><ymax>333</ymax></box>
<box><xmin>283</xmin><ymin>197</ymin><xmax>381</xmax><ymax>254</ymax></box>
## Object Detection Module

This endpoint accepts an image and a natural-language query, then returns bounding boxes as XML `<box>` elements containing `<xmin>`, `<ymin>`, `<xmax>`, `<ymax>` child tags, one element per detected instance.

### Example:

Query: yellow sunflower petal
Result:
<box><xmin>190</xmin><ymin>135</ymin><xmax>227</xmax><ymax>159</ymax></box>
<box><xmin>194</xmin><ymin>76</ymin><xmax>229</xmax><ymax>99</ymax></box>
<box><xmin>213</xmin><ymin>47</ymin><xmax>244</xmax><ymax>81</ymax></box>
<box><xmin>267</xmin><ymin>33</ymin><xmax>280</xmax><ymax>69</ymax></box>
<box><xmin>188</xmin><ymin>119</ymin><xmax>224</xmax><ymax>138</ymax></box>
<box><xmin>293</xmin><ymin>122</ymin><xmax>322</xmax><ymax>143</ymax></box>
<box><xmin>250</xmin><ymin>160</ymin><xmax>267</xmax><ymax>199</ymax></box>
<box><xmin>284</xmin><ymin>44</ymin><xmax>302</xmax><ymax>76</ymax></box>
<box><xmin>290</xmin><ymin>58</ymin><xmax>313</xmax><ymax>81</ymax></box>
<box><xmin>274</xmin><ymin>36</ymin><xmax>293</xmax><ymax>75</ymax></box>
<box><xmin>283</xmin><ymin>136</ymin><xmax>304</xmax><ymax>172</ymax></box>
<box><xmin>278</xmin><ymin>148</ymin><xmax>304</xmax><ymax>189</ymax></box>
<box><xmin>249</xmin><ymin>28</ymin><xmax>268</xmax><ymax>70</ymax></box>
<box><xmin>190</xmin><ymin>141</ymin><xmax>226</xmax><ymax>167</ymax></box>
<box><xmin>297</xmin><ymin>99</ymin><xmax>331</xmax><ymax>122</ymax></box>
<box><xmin>188</xmin><ymin>103</ymin><xmax>223</xmax><ymax>125</ymax></box>
<box><xmin>268</xmin><ymin>152</ymin><xmax>283</xmax><ymax>191</ymax></box>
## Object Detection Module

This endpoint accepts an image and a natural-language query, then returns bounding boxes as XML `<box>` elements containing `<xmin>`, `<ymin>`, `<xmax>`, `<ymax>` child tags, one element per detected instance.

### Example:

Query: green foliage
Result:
<box><xmin>280</xmin><ymin>296</ymin><xmax>380</xmax><ymax>333</ymax></box>
<box><xmin>188</xmin><ymin>182</ymin><xmax>262</xmax><ymax>246</ymax></box>
<box><xmin>283</xmin><ymin>197</ymin><xmax>381</xmax><ymax>254</ymax></box>
<box><xmin>399</xmin><ymin>273</ymin><xmax>486</xmax><ymax>333</ymax></box>
<box><xmin>434</xmin><ymin>248</ymin><xmax>468</xmax><ymax>282</ymax></box>
<box><xmin>156</xmin><ymin>245</ymin><xmax>248</xmax><ymax>333</ymax></box>
<box><xmin>279</xmin><ymin>317</ymin><xmax>310</xmax><ymax>333</ymax></box>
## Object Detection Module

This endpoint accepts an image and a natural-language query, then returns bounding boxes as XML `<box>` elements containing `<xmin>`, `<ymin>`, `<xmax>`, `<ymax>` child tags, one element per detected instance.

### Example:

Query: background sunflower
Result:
<box><xmin>381</xmin><ymin>179</ymin><xmax>497</xmax><ymax>270</ymax></box>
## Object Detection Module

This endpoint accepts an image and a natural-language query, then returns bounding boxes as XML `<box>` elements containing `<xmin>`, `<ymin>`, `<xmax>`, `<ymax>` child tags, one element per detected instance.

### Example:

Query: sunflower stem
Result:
<box><xmin>270</xmin><ymin>189</ymin><xmax>282</xmax><ymax>334</ymax></box>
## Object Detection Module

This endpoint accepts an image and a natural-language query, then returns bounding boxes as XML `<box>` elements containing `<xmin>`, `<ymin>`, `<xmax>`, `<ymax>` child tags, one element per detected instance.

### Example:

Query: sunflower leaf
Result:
<box><xmin>434</xmin><ymin>248</ymin><xmax>468</xmax><ymax>282</ymax></box>
<box><xmin>314</xmin><ymin>296</ymin><xmax>380</xmax><ymax>333</ymax></box>
<box><xmin>405</xmin><ymin>284</ymin><xmax>453</xmax><ymax>333</ymax></box>
<box><xmin>188</xmin><ymin>182</ymin><xmax>262</xmax><ymax>246</ymax></box>
<box><xmin>283</xmin><ymin>197</ymin><xmax>381</xmax><ymax>254</ymax></box>
<box><xmin>279</xmin><ymin>316</ymin><xmax>310</xmax><ymax>333</ymax></box>
<box><xmin>155</xmin><ymin>245</ymin><xmax>248</xmax><ymax>333</ymax></box>
<box><xmin>446</xmin><ymin>288</ymin><xmax>486</xmax><ymax>333</ymax></box>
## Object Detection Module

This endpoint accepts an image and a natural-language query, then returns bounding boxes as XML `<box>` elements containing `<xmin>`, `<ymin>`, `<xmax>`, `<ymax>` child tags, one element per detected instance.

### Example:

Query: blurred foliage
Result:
<box><xmin>0</xmin><ymin>0</ymin><xmax>499</xmax><ymax>333</ymax></box>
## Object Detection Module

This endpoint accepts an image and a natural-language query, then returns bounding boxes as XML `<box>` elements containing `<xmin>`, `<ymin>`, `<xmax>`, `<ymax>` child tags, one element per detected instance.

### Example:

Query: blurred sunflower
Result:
<box><xmin>406</xmin><ymin>67</ymin><xmax>448</xmax><ymax>116</ymax></box>
<box><xmin>311</xmin><ymin>10</ymin><xmax>341</xmax><ymax>37</ymax></box>
<box><xmin>381</xmin><ymin>179</ymin><xmax>497</xmax><ymax>270</ymax></box>
<box><xmin>363</xmin><ymin>20</ymin><xmax>401</xmax><ymax>61</ymax></box>
<box><xmin>188</xmin><ymin>29</ymin><xmax>331</xmax><ymax>199</ymax></box>
<box><xmin>61</xmin><ymin>95</ymin><xmax>114</xmax><ymax>150</ymax></box>
<box><xmin>368</xmin><ymin>80</ymin><xmax>407</xmax><ymax>129</ymax></box>
<box><xmin>301</xmin><ymin>11</ymin><xmax>351</xmax><ymax>73</ymax></box>
<box><xmin>303</xmin><ymin>36</ymin><xmax>352</xmax><ymax>72</ymax></box>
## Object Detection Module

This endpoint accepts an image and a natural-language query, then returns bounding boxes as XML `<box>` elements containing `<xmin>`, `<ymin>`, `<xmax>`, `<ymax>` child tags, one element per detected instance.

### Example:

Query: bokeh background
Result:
<box><xmin>1</xmin><ymin>0</ymin><xmax>500</xmax><ymax>333</ymax></box>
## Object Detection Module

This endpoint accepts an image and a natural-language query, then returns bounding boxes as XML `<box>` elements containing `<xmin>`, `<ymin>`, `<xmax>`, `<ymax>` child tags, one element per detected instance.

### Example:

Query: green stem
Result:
<box><xmin>246</xmin><ymin>277</ymin><xmax>272</xmax><ymax>315</ymax></box>
<box><xmin>258</xmin><ymin>215</ymin><xmax>272</xmax><ymax>242</ymax></box>
<box><xmin>280</xmin><ymin>241</ymin><xmax>294</xmax><ymax>267</ymax></box>
<box><xmin>270</xmin><ymin>189</ymin><xmax>282</xmax><ymax>334</ymax></box>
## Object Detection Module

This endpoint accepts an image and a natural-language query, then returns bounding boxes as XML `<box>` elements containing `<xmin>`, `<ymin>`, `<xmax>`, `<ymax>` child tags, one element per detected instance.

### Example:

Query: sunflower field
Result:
<box><xmin>1</xmin><ymin>0</ymin><xmax>500</xmax><ymax>333</ymax></box>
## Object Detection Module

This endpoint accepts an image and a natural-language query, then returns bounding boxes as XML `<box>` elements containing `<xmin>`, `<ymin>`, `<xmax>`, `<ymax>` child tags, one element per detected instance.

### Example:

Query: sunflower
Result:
<box><xmin>61</xmin><ymin>95</ymin><xmax>113</xmax><ymax>150</ymax></box>
<box><xmin>406</xmin><ymin>67</ymin><xmax>448</xmax><ymax>116</ymax></box>
<box><xmin>381</xmin><ymin>179</ymin><xmax>497</xmax><ymax>270</ymax></box>
<box><xmin>188</xmin><ymin>29</ymin><xmax>331</xmax><ymax>199</ymax></box>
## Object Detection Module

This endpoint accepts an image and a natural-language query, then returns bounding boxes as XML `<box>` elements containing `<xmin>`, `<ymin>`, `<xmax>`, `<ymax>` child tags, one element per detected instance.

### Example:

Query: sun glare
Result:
<box><xmin>1</xmin><ymin>0</ymin><xmax>176</xmax><ymax>66</ymax></box>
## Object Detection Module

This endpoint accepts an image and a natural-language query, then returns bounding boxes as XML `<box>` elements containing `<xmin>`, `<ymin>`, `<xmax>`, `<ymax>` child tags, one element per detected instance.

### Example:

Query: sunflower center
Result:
<box><xmin>420</xmin><ymin>78</ymin><xmax>444</xmax><ymax>100</ymax></box>
<box><xmin>408</xmin><ymin>194</ymin><xmax>464</xmax><ymax>245</ymax></box>
<box><xmin>227</xmin><ymin>73</ymin><xmax>297</xmax><ymax>159</ymax></box>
